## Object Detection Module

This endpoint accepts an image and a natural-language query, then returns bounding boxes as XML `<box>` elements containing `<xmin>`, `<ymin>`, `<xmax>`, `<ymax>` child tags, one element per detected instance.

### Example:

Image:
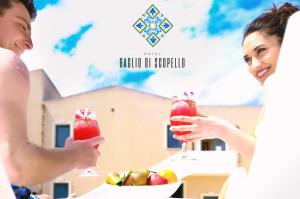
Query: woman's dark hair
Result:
<box><xmin>243</xmin><ymin>2</ymin><xmax>299</xmax><ymax>44</ymax></box>
<box><xmin>0</xmin><ymin>0</ymin><xmax>36</xmax><ymax>21</ymax></box>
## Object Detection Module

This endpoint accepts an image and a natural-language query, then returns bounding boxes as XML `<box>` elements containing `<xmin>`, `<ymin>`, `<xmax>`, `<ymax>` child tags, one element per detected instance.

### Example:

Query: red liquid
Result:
<box><xmin>74</xmin><ymin>119</ymin><xmax>100</xmax><ymax>148</ymax></box>
<box><xmin>170</xmin><ymin>99</ymin><xmax>197</xmax><ymax>141</ymax></box>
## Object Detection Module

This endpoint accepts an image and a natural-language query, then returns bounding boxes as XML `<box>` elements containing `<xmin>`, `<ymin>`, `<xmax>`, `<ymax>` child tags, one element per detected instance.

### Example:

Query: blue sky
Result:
<box><xmin>54</xmin><ymin>23</ymin><xmax>93</xmax><ymax>56</ymax></box>
<box><xmin>35</xmin><ymin>0</ymin><xmax>61</xmax><ymax>10</ymax></box>
<box><xmin>22</xmin><ymin>0</ymin><xmax>300</xmax><ymax>105</ymax></box>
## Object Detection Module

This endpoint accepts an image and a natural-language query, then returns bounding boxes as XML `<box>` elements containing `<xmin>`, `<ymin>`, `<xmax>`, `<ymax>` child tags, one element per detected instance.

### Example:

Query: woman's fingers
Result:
<box><xmin>173</xmin><ymin>133</ymin><xmax>203</xmax><ymax>141</ymax></box>
<box><xmin>171</xmin><ymin>115</ymin><xmax>206</xmax><ymax>123</ymax></box>
<box><xmin>170</xmin><ymin>116</ymin><xmax>190</xmax><ymax>122</ymax></box>
<box><xmin>170</xmin><ymin>124</ymin><xmax>195</xmax><ymax>132</ymax></box>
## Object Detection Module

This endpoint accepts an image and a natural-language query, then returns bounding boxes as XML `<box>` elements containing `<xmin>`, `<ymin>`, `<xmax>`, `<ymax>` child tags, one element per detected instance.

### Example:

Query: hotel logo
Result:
<box><xmin>133</xmin><ymin>5</ymin><xmax>173</xmax><ymax>47</ymax></box>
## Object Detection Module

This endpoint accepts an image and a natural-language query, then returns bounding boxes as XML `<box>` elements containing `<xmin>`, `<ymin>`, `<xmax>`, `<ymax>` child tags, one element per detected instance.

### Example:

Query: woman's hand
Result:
<box><xmin>170</xmin><ymin>115</ymin><xmax>237</xmax><ymax>142</ymax></box>
<box><xmin>171</xmin><ymin>115</ymin><xmax>256</xmax><ymax>160</ymax></box>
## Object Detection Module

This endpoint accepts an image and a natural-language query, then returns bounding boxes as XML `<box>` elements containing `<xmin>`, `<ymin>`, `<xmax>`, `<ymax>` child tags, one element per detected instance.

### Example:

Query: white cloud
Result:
<box><xmin>21</xmin><ymin>0</ymin><xmax>262</xmax><ymax>105</ymax></box>
<box><xmin>141</xmin><ymin>28</ymin><xmax>260</xmax><ymax>102</ymax></box>
<box><xmin>198</xmin><ymin>66</ymin><xmax>262</xmax><ymax>105</ymax></box>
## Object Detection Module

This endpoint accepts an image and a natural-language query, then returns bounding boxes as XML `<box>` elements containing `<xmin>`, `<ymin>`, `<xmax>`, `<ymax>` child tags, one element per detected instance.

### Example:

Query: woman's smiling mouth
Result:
<box><xmin>256</xmin><ymin>66</ymin><xmax>271</xmax><ymax>79</ymax></box>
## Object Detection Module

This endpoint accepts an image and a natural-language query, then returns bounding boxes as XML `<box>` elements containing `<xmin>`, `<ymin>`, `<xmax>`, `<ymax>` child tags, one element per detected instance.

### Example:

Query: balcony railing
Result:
<box><xmin>150</xmin><ymin>151</ymin><xmax>238</xmax><ymax>179</ymax></box>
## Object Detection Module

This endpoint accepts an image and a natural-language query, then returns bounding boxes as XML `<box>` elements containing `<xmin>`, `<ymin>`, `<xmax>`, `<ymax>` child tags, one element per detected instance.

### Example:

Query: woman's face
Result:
<box><xmin>243</xmin><ymin>31</ymin><xmax>281</xmax><ymax>85</ymax></box>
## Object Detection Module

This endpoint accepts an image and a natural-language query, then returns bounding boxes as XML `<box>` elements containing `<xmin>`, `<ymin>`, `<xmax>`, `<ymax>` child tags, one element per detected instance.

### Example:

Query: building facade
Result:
<box><xmin>27</xmin><ymin>69</ymin><xmax>261</xmax><ymax>198</ymax></box>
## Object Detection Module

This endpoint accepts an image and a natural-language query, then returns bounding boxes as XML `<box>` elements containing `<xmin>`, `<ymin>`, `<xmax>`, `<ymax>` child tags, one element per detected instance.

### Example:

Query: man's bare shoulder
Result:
<box><xmin>0</xmin><ymin>48</ymin><xmax>20</xmax><ymax>66</ymax></box>
<box><xmin>0</xmin><ymin>48</ymin><xmax>29</xmax><ymax>81</ymax></box>
<box><xmin>0</xmin><ymin>48</ymin><xmax>29</xmax><ymax>77</ymax></box>
<box><xmin>0</xmin><ymin>48</ymin><xmax>30</xmax><ymax>101</ymax></box>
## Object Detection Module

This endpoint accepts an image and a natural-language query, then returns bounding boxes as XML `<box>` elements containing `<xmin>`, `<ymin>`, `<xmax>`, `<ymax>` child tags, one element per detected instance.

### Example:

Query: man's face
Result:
<box><xmin>0</xmin><ymin>2</ymin><xmax>33</xmax><ymax>57</ymax></box>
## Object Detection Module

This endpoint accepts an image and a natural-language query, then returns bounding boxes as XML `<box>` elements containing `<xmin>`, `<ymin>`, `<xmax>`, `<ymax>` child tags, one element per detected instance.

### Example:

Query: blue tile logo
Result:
<box><xmin>133</xmin><ymin>5</ymin><xmax>173</xmax><ymax>47</ymax></box>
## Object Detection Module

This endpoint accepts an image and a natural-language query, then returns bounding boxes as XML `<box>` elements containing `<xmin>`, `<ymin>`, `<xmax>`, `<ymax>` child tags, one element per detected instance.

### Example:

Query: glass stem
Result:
<box><xmin>181</xmin><ymin>141</ymin><xmax>187</xmax><ymax>155</ymax></box>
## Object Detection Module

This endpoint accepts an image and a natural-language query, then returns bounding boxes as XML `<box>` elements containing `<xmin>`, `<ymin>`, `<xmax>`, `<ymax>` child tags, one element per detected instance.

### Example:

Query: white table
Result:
<box><xmin>80</xmin><ymin>151</ymin><xmax>238</xmax><ymax>198</ymax></box>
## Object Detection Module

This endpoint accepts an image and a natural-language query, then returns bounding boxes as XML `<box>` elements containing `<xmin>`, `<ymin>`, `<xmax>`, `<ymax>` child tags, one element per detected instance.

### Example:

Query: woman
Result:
<box><xmin>171</xmin><ymin>3</ymin><xmax>299</xmax><ymax>199</ymax></box>
<box><xmin>171</xmin><ymin>2</ymin><xmax>299</xmax><ymax>161</ymax></box>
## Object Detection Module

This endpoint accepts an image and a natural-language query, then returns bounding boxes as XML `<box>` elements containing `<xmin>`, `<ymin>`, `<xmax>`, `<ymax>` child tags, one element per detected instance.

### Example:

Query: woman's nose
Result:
<box><xmin>251</xmin><ymin>57</ymin><xmax>261</xmax><ymax>68</ymax></box>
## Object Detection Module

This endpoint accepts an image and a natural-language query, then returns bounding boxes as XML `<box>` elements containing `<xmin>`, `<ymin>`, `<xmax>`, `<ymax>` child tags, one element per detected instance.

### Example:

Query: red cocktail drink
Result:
<box><xmin>74</xmin><ymin>108</ymin><xmax>100</xmax><ymax>149</ymax></box>
<box><xmin>170</xmin><ymin>92</ymin><xmax>198</xmax><ymax>160</ymax></box>
<box><xmin>170</xmin><ymin>99</ymin><xmax>197</xmax><ymax>141</ymax></box>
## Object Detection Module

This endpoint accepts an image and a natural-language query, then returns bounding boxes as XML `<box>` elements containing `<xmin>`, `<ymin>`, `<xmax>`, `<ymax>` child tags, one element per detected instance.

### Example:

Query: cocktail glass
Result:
<box><xmin>170</xmin><ymin>92</ymin><xmax>198</xmax><ymax>161</ymax></box>
<box><xmin>74</xmin><ymin>108</ymin><xmax>100</xmax><ymax>176</ymax></box>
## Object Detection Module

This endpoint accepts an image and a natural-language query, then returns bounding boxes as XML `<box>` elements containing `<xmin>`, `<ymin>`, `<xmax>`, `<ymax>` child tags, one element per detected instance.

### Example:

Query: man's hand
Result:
<box><xmin>64</xmin><ymin>136</ymin><xmax>104</xmax><ymax>169</ymax></box>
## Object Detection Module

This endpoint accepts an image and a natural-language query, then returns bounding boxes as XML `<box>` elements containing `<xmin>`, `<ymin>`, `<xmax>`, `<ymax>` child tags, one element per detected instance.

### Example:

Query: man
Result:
<box><xmin>0</xmin><ymin>0</ymin><xmax>104</xmax><ymax>186</ymax></box>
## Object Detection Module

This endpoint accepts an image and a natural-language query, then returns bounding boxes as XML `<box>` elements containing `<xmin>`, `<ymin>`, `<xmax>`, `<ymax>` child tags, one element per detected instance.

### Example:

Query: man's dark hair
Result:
<box><xmin>243</xmin><ymin>2</ymin><xmax>299</xmax><ymax>45</ymax></box>
<box><xmin>0</xmin><ymin>0</ymin><xmax>36</xmax><ymax>21</ymax></box>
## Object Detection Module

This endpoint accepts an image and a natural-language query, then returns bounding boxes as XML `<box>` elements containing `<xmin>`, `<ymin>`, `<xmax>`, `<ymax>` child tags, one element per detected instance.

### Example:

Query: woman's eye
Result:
<box><xmin>257</xmin><ymin>48</ymin><xmax>266</xmax><ymax>55</ymax></box>
<box><xmin>244</xmin><ymin>57</ymin><xmax>251</xmax><ymax>64</ymax></box>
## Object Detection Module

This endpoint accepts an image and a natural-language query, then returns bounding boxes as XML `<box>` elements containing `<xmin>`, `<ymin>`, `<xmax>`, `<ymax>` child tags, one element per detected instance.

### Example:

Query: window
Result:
<box><xmin>201</xmin><ymin>194</ymin><xmax>219</xmax><ymax>199</ymax></box>
<box><xmin>55</xmin><ymin>124</ymin><xmax>70</xmax><ymax>148</ymax></box>
<box><xmin>166</xmin><ymin>124</ymin><xmax>181</xmax><ymax>148</ymax></box>
<box><xmin>53</xmin><ymin>183</ymin><xmax>69</xmax><ymax>199</ymax></box>
<box><xmin>203</xmin><ymin>196</ymin><xmax>218</xmax><ymax>199</ymax></box>
<box><xmin>201</xmin><ymin>139</ymin><xmax>226</xmax><ymax>151</ymax></box>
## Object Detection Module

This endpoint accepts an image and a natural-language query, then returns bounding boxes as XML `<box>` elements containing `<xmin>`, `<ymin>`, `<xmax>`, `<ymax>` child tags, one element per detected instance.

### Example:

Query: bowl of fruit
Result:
<box><xmin>104</xmin><ymin>169</ymin><xmax>181</xmax><ymax>197</ymax></box>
